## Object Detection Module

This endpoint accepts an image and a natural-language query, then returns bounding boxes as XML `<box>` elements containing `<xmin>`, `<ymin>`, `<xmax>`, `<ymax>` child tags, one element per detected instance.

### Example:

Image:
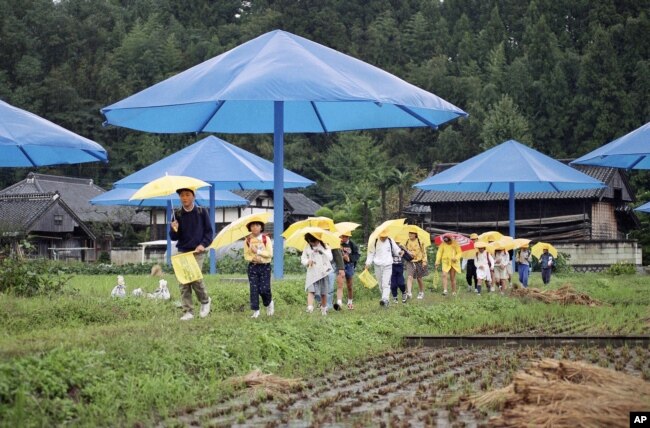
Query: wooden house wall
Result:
<box><xmin>429</xmin><ymin>200</ymin><xmax>590</xmax><ymax>224</ymax></box>
<box><xmin>591</xmin><ymin>202</ymin><xmax>619</xmax><ymax>239</ymax></box>
<box><xmin>30</xmin><ymin>204</ymin><xmax>77</xmax><ymax>234</ymax></box>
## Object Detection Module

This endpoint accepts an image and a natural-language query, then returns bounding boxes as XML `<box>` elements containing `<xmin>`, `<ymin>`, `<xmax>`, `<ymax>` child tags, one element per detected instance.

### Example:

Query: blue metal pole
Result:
<box><xmin>273</xmin><ymin>101</ymin><xmax>284</xmax><ymax>279</ymax></box>
<box><xmin>509</xmin><ymin>182</ymin><xmax>516</xmax><ymax>271</ymax></box>
<box><xmin>209</xmin><ymin>185</ymin><xmax>217</xmax><ymax>274</ymax></box>
<box><xmin>166</xmin><ymin>200</ymin><xmax>172</xmax><ymax>266</ymax></box>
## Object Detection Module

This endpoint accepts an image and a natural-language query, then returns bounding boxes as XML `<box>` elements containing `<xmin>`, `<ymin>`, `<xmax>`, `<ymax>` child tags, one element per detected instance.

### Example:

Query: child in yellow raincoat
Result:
<box><xmin>435</xmin><ymin>234</ymin><xmax>462</xmax><ymax>296</ymax></box>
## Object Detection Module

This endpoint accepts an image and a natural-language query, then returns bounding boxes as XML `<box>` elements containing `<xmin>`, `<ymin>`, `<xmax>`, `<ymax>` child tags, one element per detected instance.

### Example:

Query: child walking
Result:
<box><xmin>301</xmin><ymin>233</ymin><xmax>333</xmax><ymax>315</ymax></box>
<box><xmin>244</xmin><ymin>220</ymin><xmax>274</xmax><ymax>318</ymax></box>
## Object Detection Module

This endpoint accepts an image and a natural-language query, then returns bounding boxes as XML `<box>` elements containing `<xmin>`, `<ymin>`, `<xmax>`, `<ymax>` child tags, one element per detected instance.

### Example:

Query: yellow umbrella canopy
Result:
<box><xmin>531</xmin><ymin>242</ymin><xmax>558</xmax><ymax>259</ymax></box>
<box><xmin>209</xmin><ymin>212</ymin><xmax>272</xmax><ymax>250</ymax></box>
<box><xmin>282</xmin><ymin>216</ymin><xmax>336</xmax><ymax>238</ymax></box>
<box><xmin>395</xmin><ymin>225</ymin><xmax>431</xmax><ymax>247</ymax></box>
<box><xmin>511</xmin><ymin>238</ymin><xmax>531</xmax><ymax>249</ymax></box>
<box><xmin>367</xmin><ymin>218</ymin><xmax>406</xmax><ymax>251</ymax></box>
<box><xmin>129</xmin><ymin>174</ymin><xmax>210</xmax><ymax>200</ymax></box>
<box><xmin>284</xmin><ymin>226</ymin><xmax>341</xmax><ymax>250</ymax></box>
<box><xmin>492</xmin><ymin>236</ymin><xmax>516</xmax><ymax>251</ymax></box>
<box><xmin>334</xmin><ymin>221</ymin><xmax>361</xmax><ymax>237</ymax></box>
<box><xmin>478</xmin><ymin>230</ymin><xmax>504</xmax><ymax>243</ymax></box>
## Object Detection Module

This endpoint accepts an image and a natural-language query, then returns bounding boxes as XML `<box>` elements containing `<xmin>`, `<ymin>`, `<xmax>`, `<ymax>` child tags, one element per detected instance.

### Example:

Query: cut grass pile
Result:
<box><xmin>510</xmin><ymin>284</ymin><xmax>605</xmax><ymax>306</ymax></box>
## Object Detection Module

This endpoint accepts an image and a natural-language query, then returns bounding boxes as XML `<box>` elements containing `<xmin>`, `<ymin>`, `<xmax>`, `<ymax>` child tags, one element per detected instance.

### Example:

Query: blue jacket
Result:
<box><xmin>540</xmin><ymin>253</ymin><xmax>554</xmax><ymax>269</ymax></box>
<box><xmin>169</xmin><ymin>206</ymin><xmax>213</xmax><ymax>253</ymax></box>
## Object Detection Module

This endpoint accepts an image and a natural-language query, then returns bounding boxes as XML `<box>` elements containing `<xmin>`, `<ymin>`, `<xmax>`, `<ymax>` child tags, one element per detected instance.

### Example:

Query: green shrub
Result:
<box><xmin>0</xmin><ymin>258</ymin><xmax>71</xmax><ymax>297</ymax></box>
<box><xmin>605</xmin><ymin>262</ymin><xmax>636</xmax><ymax>276</ymax></box>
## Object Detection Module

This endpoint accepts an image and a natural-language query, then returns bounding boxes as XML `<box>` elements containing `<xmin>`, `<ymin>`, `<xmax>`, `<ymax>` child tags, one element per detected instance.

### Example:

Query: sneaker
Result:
<box><xmin>490</xmin><ymin>287</ymin><xmax>495</xmax><ymax>292</ymax></box>
<box><xmin>379</xmin><ymin>299</ymin><xmax>386</xmax><ymax>307</ymax></box>
<box><xmin>347</xmin><ymin>302</ymin><xmax>354</xmax><ymax>310</ymax></box>
<box><xmin>417</xmin><ymin>292</ymin><xmax>424</xmax><ymax>300</ymax></box>
<box><xmin>180</xmin><ymin>312</ymin><xmax>194</xmax><ymax>321</ymax></box>
<box><xmin>266</xmin><ymin>300</ymin><xmax>275</xmax><ymax>316</ymax></box>
<box><xmin>468</xmin><ymin>285</ymin><xmax>472</xmax><ymax>292</ymax></box>
<box><xmin>333</xmin><ymin>301</ymin><xmax>342</xmax><ymax>311</ymax></box>
<box><xmin>443</xmin><ymin>290</ymin><xmax>448</xmax><ymax>296</ymax></box>
<box><xmin>321</xmin><ymin>307</ymin><xmax>327</xmax><ymax>316</ymax></box>
<box><xmin>306</xmin><ymin>305</ymin><xmax>314</xmax><ymax>314</ymax></box>
<box><xmin>393</xmin><ymin>297</ymin><xmax>399</xmax><ymax>304</ymax></box>
<box><xmin>251</xmin><ymin>310</ymin><xmax>260</xmax><ymax>318</ymax></box>
<box><xmin>452</xmin><ymin>292</ymin><xmax>457</xmax><ymax>297</ymax></box>
<box><xmin>199</xmin><ymin>297</ymin><xmax>211</xmax><ymax>318</ymax></box>
<box><xmin>402</xmin><ymin>294</ymin><xmax>408</xmax><ymax>303</ymax></box>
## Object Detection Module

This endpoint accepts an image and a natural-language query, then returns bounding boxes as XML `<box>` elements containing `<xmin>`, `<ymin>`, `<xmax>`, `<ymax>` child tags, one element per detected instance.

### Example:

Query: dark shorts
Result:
<box><xmin>344</xmin><ymin>263</ymin><xmax>355</xmax><ymax>279</ymax></box>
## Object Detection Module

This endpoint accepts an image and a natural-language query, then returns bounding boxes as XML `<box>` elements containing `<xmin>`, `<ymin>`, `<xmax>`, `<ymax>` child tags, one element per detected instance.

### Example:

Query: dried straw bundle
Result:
<box><xmin>510</xmin><ymin>284</ymin><xmax>604</xmax><ymax>306</ymax></box>
<box><xmin>472</xmin><ymin>358</ymin><xmax>650</xmax><ymax>427</ymax></box>
<box><xmin>150</xmin><ymin>264</ymin><xmax>163</xmax><ymax>277</ymax></box>
<box><xmin>227</xmin><ymin>369</ymin><xmax>302</xmax><ymax>395</ymax></box>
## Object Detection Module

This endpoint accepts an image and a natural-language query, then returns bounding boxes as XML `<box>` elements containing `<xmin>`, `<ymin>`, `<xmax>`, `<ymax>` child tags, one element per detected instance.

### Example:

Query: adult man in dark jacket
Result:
<box><xmin>170</xmin><ymin>188</ymin><xmax>213</xmax><ymax>320</ymax></box>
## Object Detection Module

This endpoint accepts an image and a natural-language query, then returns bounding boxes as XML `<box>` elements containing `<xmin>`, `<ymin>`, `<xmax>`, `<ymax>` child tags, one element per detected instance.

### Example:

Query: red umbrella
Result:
<box><xmin>434</xmin><ymin>233</ymin><xmax>474</xmax><ymax>252</ymax></box>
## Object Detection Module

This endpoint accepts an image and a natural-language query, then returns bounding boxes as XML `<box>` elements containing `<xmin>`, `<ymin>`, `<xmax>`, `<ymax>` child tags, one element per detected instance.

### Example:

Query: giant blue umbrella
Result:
<box><xmin>414</xmin><ymin>140</ymin><xmax>606</xmax><ymax>267</ymax></box>
<box><xmin>89</xmin><ymin>187</ymin><xmax>247</xmax><ymax>207</ymax></box>
<box><xmin>113</xmin><ymin>135</ymin><xmax>313</xmax><ymax>272</ymax></box>
<box><xmin>101</xmin><ymin>29</ymin><xmax>467</xmax><ymax>278</ymax></box>
<box><xmin>635</xmin><ymin>201</ymin><xmax>650</xmax><ymax>213</ymax></box>
<box><xmin>1</xmin><ymin>99</ymin><xmax>107</xmax><ymax>167</ymax></box>
<box><xmin>90</xmin><ymin>186</ymin><xmax>248</xmax><ymax>265</ymax></box>
<box><xmin>571</xmin><ymin>122</ymin><xmax>650</xmax><ymax>169</ymax></box>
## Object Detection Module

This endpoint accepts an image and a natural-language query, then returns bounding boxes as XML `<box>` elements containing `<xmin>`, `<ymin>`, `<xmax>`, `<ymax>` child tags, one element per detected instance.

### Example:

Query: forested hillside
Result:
<box><xmin>1</xmin><ymin>0</ymin><xmax>648</xmax><ymax>222</ymax></box>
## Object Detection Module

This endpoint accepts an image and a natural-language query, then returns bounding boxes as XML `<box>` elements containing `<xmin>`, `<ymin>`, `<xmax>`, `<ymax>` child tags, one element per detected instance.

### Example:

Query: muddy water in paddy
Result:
<box><xmin>169</xmin><ymin>345</ymin><xmax>650</xmax><ymax>427</ymax></box>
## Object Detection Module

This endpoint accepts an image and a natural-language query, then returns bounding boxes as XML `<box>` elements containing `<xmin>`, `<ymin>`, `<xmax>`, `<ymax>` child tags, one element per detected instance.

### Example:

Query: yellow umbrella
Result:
<box><xmin>284</xmin><ymin>226</ymin><xmax>341</xmax><ymax>250</ymax></box>
<box><xmin>367</xmin><ymin>218</ymin><xmax>406</xmax><ymax>251</ymax></box>
<box><xmin>511</xmin><ymin>238</ymin><xmax>531</xmax><ymax>249</ymax></box>
<box><xmin>395</xmin><ymin>224</ymin><xmax>431</xmax><ymax>248</ymax></box>
<box><xmin>129</xmin><ymin>174</ymin><xmax>210</xmax><ymax>200</ymax></box>
<box><xmin>478</xmin><ymin>231</ymin><xmax>504</xmax><ymax>243</ymax></box>
<box><xmin>468</xmin><ymin>240</ymin><xmax>495</xmax><ymax>256</ymax></box>
<box><xmin>531</xmin><ymin>242</ymin><xmax>558</xmax><ymax>259</ymax></box>
<box><xmin>282</xmin><ymin>216</ymin><xmax>336</xmax><ymax>238</ymax></box>
<box><xmin>493</xmin><ymin>236</ymin><xmax>515</xmax><ymax>251</ymax></box>
<box><xmin>334</xmin><ymin>222</ymin><xmax>361</xmax><ymax>236</ymax></box>
<box><xmin>209</xmin><ymin>212</ymin><xmax>272</xmax><ymax>250</ymax></box>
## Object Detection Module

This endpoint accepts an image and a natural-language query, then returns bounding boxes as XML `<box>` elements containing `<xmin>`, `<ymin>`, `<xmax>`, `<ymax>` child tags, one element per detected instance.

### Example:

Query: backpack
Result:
<box><xmin>373</xmin><ymin>238</ymin><xmax>400</xmax><ymax>258</ymax></box>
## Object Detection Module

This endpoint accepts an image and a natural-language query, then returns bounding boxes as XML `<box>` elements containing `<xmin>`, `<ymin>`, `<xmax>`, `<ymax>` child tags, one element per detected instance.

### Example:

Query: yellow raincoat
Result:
<box><xmin>435</xmin><ymin>241</ymin><xmax>462</xmax><ymax>273</ymax></box>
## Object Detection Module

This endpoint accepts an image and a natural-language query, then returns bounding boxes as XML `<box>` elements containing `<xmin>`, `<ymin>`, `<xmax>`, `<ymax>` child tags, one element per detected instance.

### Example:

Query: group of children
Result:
<box><xmin>169</xmin><ymin>189</ymin><xmax>556</xmax><ymax>319</ymax></box>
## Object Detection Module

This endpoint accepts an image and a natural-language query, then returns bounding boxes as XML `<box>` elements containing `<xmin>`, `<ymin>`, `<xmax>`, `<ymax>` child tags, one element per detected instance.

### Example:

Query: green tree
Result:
<box><xmin>480</xmin><ymin>95</ymin><xmax>531</xmax><ymax>150</ymax></box>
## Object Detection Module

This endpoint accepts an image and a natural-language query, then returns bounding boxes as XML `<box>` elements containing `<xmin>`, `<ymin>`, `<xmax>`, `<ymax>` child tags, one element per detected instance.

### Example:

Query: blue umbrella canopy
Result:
<box><xmin>635</xmin><ymin>201</ymin><xmax>650</xmax><ymax>213</ymax></box>
<box><xmin>571</xmin><ymin>122</ymin><xmax>650</xmax><ymax>169</ymax></box>
<box><xmin>0</xmin><ymin>99</ymin><xmax>107</xmax><ymax>167</ymax></box>
<box><xmin>113</xmin><ymin>135</ymin><xmax>314</xmax><ymax>190</ymax></box>
<box><xmin>101</xmin><ymin>30</ymin><xmax>467</xmax><ymax>133</ymax></box>
<box><xmin>90</xmin><ymin>187</ymin><xmax>248</xmax><ymax>208</ymax></box>
<box><xmin>414</xmin><ymin>140</ymin><xmax>606</xmax><ymax>247</ymax></box>
<box><xmin>101</xmin><ymin>29</ymin><xmax>467</xmax><ymax>278</ymax></box>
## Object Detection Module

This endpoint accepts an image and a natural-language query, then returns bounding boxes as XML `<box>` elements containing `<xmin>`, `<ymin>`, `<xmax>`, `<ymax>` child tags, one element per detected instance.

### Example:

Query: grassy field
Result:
<box><xmin>0</xmin><ymin>271</ymin><xmax>648</xmax><ymax>427</ymax></box>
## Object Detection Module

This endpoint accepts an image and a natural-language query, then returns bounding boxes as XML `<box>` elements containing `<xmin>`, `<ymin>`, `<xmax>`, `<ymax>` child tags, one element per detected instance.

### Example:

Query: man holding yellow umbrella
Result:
<box><xmin>532</xmin><ymin>242</ymin><xmax>558</xmax><ymax>285</ymax></box>
<box><xmin>130</xmin><ymin>174</ymin><xmax>213</xmax><ymax>321</ymax></box>
<box><xmin>397</xmin><ymin>225</ymin><xmax>430</xmax><ymax>301</ymax></box>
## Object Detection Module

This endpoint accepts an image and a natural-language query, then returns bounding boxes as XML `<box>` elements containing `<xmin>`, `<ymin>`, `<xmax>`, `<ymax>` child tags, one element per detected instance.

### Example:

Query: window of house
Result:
<box><xmin>54</xmin><ymin>214</ymin><xmax>63</xmax><ymax>225</ymax></box>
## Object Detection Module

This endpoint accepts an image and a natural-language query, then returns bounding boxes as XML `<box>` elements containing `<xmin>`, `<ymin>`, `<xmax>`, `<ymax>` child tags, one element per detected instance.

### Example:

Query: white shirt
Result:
<box><xmin>366</xmin><ymin>238</ymin><xmax>401</xmax><ymax>267</ymax></box>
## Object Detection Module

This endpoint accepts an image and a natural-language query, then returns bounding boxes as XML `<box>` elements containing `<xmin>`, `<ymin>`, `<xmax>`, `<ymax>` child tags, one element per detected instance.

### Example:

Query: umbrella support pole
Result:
<box><xmin>166</xmin><ymin>200</ymin><xmax>173</xmax><ymax>266</ymax></box>
<box><xmin>273</xmin><ymin>101</ymin><xmax>285</xmax><ymax>279</ymax></box>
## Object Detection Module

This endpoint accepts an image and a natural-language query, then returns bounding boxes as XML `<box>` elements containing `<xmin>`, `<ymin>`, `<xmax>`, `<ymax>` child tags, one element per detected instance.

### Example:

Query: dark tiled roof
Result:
<box><xmin>232</xmin><ymin>189</ymin><xmax>321</xmax><ymax>216</ymax></box>
<box><xmin>0</xmin><ymin>173</ymin><xmax>148</xmax><ymax>225</ymax></box>
<box><xmin>0</xmin><ymin>193</ymin><xmax>57</xmax><ymax>233</ymax></box>
<box><xmin>410</xmin><ymin>162</ymin><xmax>630</xmax><ymax>204</ymax></box>
<box><xmin>285</xmin><ymin>192</ymin><xmax>322</xmax><ymax>216</ymax></box>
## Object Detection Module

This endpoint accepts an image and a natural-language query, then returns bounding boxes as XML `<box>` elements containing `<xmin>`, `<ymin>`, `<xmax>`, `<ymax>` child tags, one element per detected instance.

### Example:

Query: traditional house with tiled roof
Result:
<box><xmin>0</xmin><ymin>173</ymin><xmax>148</xmax><ymax>260</ymax></box>
<box><xmin>406</xmin><ymin>163</ymin><xmax>642</xmax><ymax>271</ymax></box>
<box><xmin>0</xmin><ymin>192</ymin><xmax>96</xmax><ymax>260</ymax></box>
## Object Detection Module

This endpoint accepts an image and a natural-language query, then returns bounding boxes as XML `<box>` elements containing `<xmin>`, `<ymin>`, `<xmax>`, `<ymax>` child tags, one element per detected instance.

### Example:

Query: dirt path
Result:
<box><xmin>167</xmin><ymin>345</ymin><xmax>650</xmax><ymax>427</ymax></box>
